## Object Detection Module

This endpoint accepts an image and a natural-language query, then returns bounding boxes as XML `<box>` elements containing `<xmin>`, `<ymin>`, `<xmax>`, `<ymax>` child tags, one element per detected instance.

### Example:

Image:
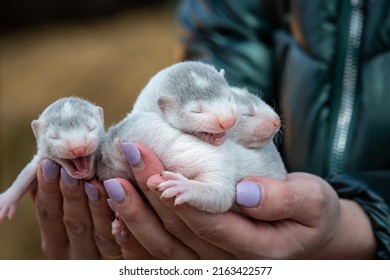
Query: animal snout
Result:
<box><xmin>218</xmin><ymin>118</ymin><xmax>236</xmax><ymax>130</ymax></box>
<box><xmin>71</xmin><ymin>146</ymin><xmax>87</xmax><ymax>157</ymax></box>
<box><xmin>273</xmin><ymin>118</ymin><xmax>281</xmax><ymax>129</ymax></box>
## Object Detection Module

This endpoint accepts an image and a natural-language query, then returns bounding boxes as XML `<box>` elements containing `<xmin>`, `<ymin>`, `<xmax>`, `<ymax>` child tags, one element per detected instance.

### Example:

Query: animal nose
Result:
<box><xmin>218</xmin><ymin>118</ymin><xmax>236</xmax><ymax>130</ymax></box>
<box><xmin>273</xmin><ymin>118</ymin><xmax>281</xmax><ymax>129</ymax></box>
<box><xmin>71</xmin><ymin>146</ymin><xmax>87</xmax><ymax>157</ymax></box>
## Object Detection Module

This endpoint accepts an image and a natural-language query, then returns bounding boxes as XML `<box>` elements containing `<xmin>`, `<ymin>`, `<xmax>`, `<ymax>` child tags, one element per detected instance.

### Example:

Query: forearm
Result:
<box><xmin>312</xmin><ymin>198</ymin><xmax>376</xmax><ymax>259</ymax></box>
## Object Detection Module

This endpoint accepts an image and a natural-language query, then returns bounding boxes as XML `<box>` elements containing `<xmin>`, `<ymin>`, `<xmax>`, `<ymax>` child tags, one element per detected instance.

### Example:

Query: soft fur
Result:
<box><xmin>0</xmin><ymin>97</ymin><xmax>104</xmax><ymax>222</ymax></box>
<box><xmin>97</xmin><ymin>112</ymin><xmax>286</xmax><ymax>213</ymax></box>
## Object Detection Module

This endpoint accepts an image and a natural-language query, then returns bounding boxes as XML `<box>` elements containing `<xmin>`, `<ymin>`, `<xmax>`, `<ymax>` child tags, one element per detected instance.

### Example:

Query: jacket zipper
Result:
<box><xmin>329</xmin><ymin>0</ymin><xmax>364</xmax><ymax>174</ymax></box>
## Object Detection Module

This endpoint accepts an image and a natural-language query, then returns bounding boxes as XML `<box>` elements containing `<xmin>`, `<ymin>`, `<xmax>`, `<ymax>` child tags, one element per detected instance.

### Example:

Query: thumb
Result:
<box><xmin>236</xmin><ymin>176</ymin><xmax>298</xmax><ymax>221</ymax></box>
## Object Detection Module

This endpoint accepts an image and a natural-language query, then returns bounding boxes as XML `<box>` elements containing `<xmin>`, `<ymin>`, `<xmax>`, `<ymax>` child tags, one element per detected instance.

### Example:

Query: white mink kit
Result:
<box><xmin>98</xmin><ymin>61</ymin><xmax>287</xmax><ymax>213</ymax></box>
<box><xmin>98</xmin><ymin>112</ymin><xmax>286</xmax><ymax>213</ymax></box>
<box><xmin>0</xmin><ymin>97</ymin><xmax>104</xmax><ymax>222</ymax></box>
<box><xmin>228</xmin><ymin>86</ymin><xmax>282</xmax><ymax>148</ymax></box>
<box><xmin>132</xmin><ymin>61</ymin><xmax>239</xmax><ymax>146</ymax></box>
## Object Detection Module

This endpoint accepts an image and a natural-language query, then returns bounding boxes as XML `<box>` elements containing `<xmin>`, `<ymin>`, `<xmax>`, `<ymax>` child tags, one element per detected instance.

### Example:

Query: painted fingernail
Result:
<box><xmin>120</xmin><ymin>142</ymin><xmax>141</xmax><ymax>166</ymax></box>
<box><xmin>84</xmin><ymin>182</ymin><xmax>99</xmax><ymax>201</ymax></box>
<box><xmin>107</xmin><ymin>199</ymin><xmax>116</xmax><ymax>212</ymax></box>
<box><xmin>42</xmin><ymin>160</ymin><xmax>59</xmax><ymax>181</ymax></box>
<box><xmin>236</xmin><ymin>181</ymin><xmax>261</xmax><ymax>207</ymax></box>
<box><xmin>104</xmin><ymin>179</ymin><xmax>125</xmax><ymax>203</ymax></box>
<box><xmin>61</xmin><ymin>168</ymin><xmax>78</xmax><ymax>187</ymax></box>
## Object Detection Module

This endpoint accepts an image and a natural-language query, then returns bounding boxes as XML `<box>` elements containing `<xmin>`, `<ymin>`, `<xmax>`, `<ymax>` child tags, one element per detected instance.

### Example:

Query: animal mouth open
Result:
<box><xmin>194</xmin><ymin>131</ymin><xmax>227</xmax><ymax>146</ymax></box>
<box><xmin>65</xmin><ymin>155</ymin><xmax>93</xmax><ymax>179</ymax></box>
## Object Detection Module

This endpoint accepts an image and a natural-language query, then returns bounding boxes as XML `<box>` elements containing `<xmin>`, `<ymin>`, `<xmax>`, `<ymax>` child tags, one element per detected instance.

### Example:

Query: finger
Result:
<box><xmin>91</xmin><ymin>179</ymin><xmax>155</xmax><ymax>260</ymax></box>
<box><xmin>59</xmin><ymin>168</ymin><xmax>99</xmax><ymax>259</ymax></box>
<box><xmin>83</xmin><ymin>179</ymin><xmax>122</xmax><ymax>260</ymax></box>
<box><xmin>121</xmin><ymin>142</ymin><xmax>165</xmax><ymax>188</ymax></box>
<box><xmin>35</xmin><ymin>160</ymin><xmax>69</xmax><ymax>259</ymax></box>
<box><xmin>237</xmin><ymin>173</ymin><xmax>333</xmax><ymax>225</ymax></box>
<box><xmin>120</xmin><ymin>143</ymin><xmax>171</xmax><ymax>220</ymax></box>
<box><xmin>113</xmin><ymin>223</ymin><xmax>157</xmax><ymax>259</ymax></box>
<box><xmin>104</xmin><ymin>178</ymin><xmax>198</xmax><ymax>259</ymax></box>
<box><xmin>123</xmin><ymin>143</ymin><xmax>234</xmax><ymax>259</ymax></box>
<box><xmin>147</xmin><ymin>173</ymin><xmax>330</xmax><ymax>259</ymax></box>
<box><xmin>146</xmin><ymin>174</ymin><xmax>264</xmax><ymax>257</ymax></box>
<box><xmin>147</xmin><ymin>174</ymin><xmax>236</xmax><ymax>259</ymax></box>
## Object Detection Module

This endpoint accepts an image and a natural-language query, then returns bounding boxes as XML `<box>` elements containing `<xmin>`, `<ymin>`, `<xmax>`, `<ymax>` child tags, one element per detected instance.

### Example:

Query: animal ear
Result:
<box><xmin>157</xmin><ymin>95</ymin><xmax>174</xmax><ymax>114</ymax></box>
<box><xmin>31</xmin><ymin>120</ymin><xmax>41</xmax><ymax>139</ymax></box>
<box><xmin>96</xmin><ymin>106</ymin><xmax>104</xmax><ymax>124</ymax></box>
<box><xmin>218</xmin><ymin>69</ymin><xmax>225</xmax><ymax>78</ymax></box>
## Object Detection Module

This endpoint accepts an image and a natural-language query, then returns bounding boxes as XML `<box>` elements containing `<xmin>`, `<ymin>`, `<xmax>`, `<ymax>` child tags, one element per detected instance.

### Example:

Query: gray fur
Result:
<box><xmin>0</xmin><ymin>97</ymin><xmax>104</xmax><ymax>223</ymax></box>
<box><xmin>97</xmin><ymin>112</ymin><xmax>286</xmax><ymax>213</ymax></box>
<box><xmin>131</xmin><ymin>61</ymin><xmax>238</xmax><ymax>145</ymax></box>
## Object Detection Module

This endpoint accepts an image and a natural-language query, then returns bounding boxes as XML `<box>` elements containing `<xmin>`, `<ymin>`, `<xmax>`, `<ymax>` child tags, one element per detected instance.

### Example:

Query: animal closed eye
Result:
<box><xmin>87</xmin><ymin>124</ymin><xmax>97</xmax><ymax>132</ymax></box>
<box><xmin>190</xmin><ymin>104</ymin><xmax>203</xmax><ymax>114</ymax></box>
<box><xmin>243</xmin><ymin>105</ymin><xmax>255</xmax><ymax>117</ymax></box>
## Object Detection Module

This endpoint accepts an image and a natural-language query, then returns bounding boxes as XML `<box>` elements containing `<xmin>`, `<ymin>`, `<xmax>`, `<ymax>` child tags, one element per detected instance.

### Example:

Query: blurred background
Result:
<box><xmin>0</xmin><ymin>0</ymin><xmax>177</xmax><ymax>259</ymax></box>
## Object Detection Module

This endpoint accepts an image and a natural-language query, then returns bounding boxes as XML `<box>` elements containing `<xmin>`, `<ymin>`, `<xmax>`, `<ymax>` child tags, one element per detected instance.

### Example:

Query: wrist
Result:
<box><xmin>312</xmin><ymin>198</ymin><xmax>376</xmax><ymax>259</ymax></box>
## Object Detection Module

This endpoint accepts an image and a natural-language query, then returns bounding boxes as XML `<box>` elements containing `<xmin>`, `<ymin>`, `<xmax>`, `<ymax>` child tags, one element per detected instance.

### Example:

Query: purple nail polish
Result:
<box><xmin>107</xmin><ymin>199</ymin><xmax>116</xmax><ymax>212</ymax></box>
<box><xmin>61</xmin><ymin>168</ymin><xmax>78</xmax><ymax>187</ymax></box>
<box><xmin>120</xmin><ymin>142</ymin><xmax>141</xmax><ymax>166</ymax></box>
<box><xmin>104</xmin><ymin>179</ymin><xmax>125</xmax><ymax>202</ymax></box>
<box><xmin>84</xmin><ymin>182</ymin><xmax>99</xmax><ymax>201</ymax></box>
<box><xmin>236</xmin><ymin>181</ymin><xmax>261</xmax><ymax>207</ymax></box>
<box><xmin>42</xmin><ymin>160</ymin><xmax>59</xmax><ymax>181</ymax></box>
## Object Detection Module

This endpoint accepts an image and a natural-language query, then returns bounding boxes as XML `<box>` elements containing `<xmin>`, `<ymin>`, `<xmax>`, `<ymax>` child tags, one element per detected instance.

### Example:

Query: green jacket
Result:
<box><xmin>177</xmin><ymin>0</ymin><xmax>390</xmax><ymax>258</ymax></box>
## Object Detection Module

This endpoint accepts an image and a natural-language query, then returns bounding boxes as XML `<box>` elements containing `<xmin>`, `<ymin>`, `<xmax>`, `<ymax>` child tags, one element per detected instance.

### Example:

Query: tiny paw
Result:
<box><xmin>161</xmin><ymin>186</ymin><xmax>194</xmax><ymax>206</ymax></box>
<box><xmin>111</xmin><ymin>218</ymin><xmax>126</xmax><ymax>235</ymax></box>
<box><xmin>156</xmin><ymin>172</ymin><xmax>196</xmax><ymax>206</ymax></box>
<box><xmin>160</xmin><ymin>171</ymin><xmax>188</xmax><ymax>182</ymax></box>
<box><xmin>0</xmin><ymin>197</ymin><xmax>18</xmax><ymax>223</ymax></box>
<box><xmin>157</xmin><ymin>171</ymin><xmax>190</xmax><ymax>192</ymax></box>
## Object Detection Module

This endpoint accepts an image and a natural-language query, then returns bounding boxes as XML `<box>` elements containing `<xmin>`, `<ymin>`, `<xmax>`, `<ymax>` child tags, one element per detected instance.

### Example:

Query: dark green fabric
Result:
<box><xmin>328</xmin><ymin>172</ymin><xmax>390</xmax><ymax>259</ymax></box>
<box><xmin>177</xmin><ymin>0</ymin><xmax>390</xmax><ymax>259</ymax></box>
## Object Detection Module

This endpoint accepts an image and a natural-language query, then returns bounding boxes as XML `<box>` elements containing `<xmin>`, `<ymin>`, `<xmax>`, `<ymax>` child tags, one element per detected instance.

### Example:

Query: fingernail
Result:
<box><xmin>61</xmin><ymin>168</ymin><xmax>78</xmax><ymax>187</ymax></box>
<box><xmin>107</xmin><ymin>199</ymin><xmax>116</xmax><ymax>212</ymax></box>
<box><xmin>84</xmin><ymin>182</ymin><xmax>99</xmax><ymax>201</ymax></box>
<box><xmin>120</xmin><ymin>142</ymin><xmax>141</xmax><ymax>166</ymax></box>
<box><xmin>42</xmin><ymin>160</ymin><xmax>59</xmax><ymax>181</ymax></box>
<box><xmin>236</xmin><ymin>181</ymin><xmax>261</xmax><ymax>207</ymax></box>
<box><xmin>104</xmin><ymin>179</ymin><xmax>125</xmax><ymax>203</ymax></box>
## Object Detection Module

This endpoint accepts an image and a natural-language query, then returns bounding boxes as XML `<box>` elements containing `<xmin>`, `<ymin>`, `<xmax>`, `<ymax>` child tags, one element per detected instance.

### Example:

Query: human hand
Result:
<box><xmin>112</xmin><ymin>142</ymin><xmax>375</xmax><ymax>259</ymax></box>
<box><xmin>32</xmin><ymin>159</ymin><xmax>121</xmax><ymax>259</ymax></box>
<box><xmin>109</xmin><ymin>142</ymin><xmax>357</xmax><ymax>259</ymax></box>
<box><xmin>104</xmin><ymin>143</ymin><xmax>235</xmax><ymax>259</ymax></box>
<box><xmin>147</xmin><ymin>172</ymin><xmax>376</xmax><ymax>259</ymax></box>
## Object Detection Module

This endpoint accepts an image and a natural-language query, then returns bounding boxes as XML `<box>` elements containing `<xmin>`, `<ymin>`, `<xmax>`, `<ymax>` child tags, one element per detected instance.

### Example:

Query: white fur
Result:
<box><xmin>228</xmin><ymin>87</ymin><xmax>282</xmax><ymax>148</ymax></box>
<box><xmin>0</xmin><ymin>97</ymin><xmax>104</xmax><ymax>223</ymax></box>
<box><xmin>98</xmin><ymin>112</ymin><xmax>286</xmax><ymax>213</ymax></box>
<box><xmin>131</xmin><ymin>61</ymin><xmax>239</xmax><ymax>145</ymax></box>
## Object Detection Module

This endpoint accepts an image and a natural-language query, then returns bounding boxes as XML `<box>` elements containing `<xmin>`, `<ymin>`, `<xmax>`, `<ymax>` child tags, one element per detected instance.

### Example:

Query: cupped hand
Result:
<box><xmin>32</xmin><ymin>159</ymin><xmax>121</xmax><ymax>259</ymax></box>
<box><xmin>148</xmin><ymin>171</ymin><xmax>376</xmax><ymax>259</ymax></box>
<box><xmin>105</xmin><ymin>143</ymin><xmax>234</xmax><ymax>259</ymax></box>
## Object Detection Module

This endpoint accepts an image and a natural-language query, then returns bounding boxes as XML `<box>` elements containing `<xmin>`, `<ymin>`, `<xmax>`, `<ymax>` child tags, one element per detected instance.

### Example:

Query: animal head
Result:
<box><xmin>228</xmin><ymin>87</ymin><xmax>281</xmax><ymax>148</ymax></box>
<box><xmin>31</xmin><ymin>97</ymin><xmax>104</xmax><ymax>179</ymax></box>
